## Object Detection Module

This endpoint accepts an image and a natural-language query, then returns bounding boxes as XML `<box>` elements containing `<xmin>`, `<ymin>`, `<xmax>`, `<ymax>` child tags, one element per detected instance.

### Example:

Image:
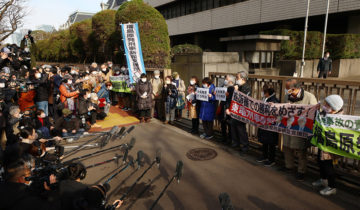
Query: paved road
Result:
<box><xmin>62</xmin><ymin>120</ymin><xmax>359</xmax><ymax>210</ymax></box>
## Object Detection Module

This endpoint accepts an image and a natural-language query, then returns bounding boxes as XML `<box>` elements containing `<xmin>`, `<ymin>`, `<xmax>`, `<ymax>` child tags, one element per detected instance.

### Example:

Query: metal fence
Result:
<box><xmin>209</xmin><ymin>72</ymin><xmax>360</xmax><ymax>174</ymax></box>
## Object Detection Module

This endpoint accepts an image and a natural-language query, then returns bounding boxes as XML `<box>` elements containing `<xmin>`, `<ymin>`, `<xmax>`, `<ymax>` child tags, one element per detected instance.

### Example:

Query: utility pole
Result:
<box><xmin>322</xmin><ymin>0</ymin><xmax>330</xmax><ymax>58</ymax></box>
<box><xmin>300</xmin><ymin>0</ymin><xmax>311</xmax><ymax>78</ymax></box>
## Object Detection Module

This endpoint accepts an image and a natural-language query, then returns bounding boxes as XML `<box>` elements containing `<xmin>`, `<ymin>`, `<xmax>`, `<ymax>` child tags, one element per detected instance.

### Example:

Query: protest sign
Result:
<box><xmin>196</xmin><ymin>88</ymin><xmax>209</xmax><ymax>102</ymax></box>
<box><xmin>121</xmin><ymin>23</ymin><xmax>146</xmax><ymax>83</ymax></box>
<box><xmin>110</xmin><ymin>75</ymin><xmax>130</xmax><ymax>93</ymax></box>
<box><xmin>311</xmin><ymin>113</ymin><xmax>360</xmax><ymax>160</ymax></box>
<box><xmin>215</xmin><ymin>87</ymin><xmax>227</xmax><ymax>101</ymax></box>
<box><xmin>229</xmin><ymin>91</ymin><xmax>318</xmax><ymax>137</ymax></box>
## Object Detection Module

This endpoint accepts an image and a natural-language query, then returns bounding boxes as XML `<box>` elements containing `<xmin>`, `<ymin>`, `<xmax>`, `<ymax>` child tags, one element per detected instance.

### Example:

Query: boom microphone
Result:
<box><xmin>175</xmin><ymin>160</ymin><xmax>183</xmax><ymax>183</ymax></box>
<box><xmin>111</xmin><ymin>127</ymin><xmax>126</xmax><ymax>141</ymax></box>
<box><xmin>119</xmin><ymin>126</ymin><xmax>135</xmax><ymax>139</ymax></box>
<box><xmin>136</xmin><ymin>150</ymin><xmax>144</xmax><ymax>169</ymax></box>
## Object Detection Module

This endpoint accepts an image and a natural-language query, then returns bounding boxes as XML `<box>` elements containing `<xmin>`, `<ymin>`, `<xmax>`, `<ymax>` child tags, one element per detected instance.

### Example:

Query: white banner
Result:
<box><xmin>121</xmin><ymin>23</ymin><xmax>146</xmax><ymax>83</ymax></box>
<box><xmin>215</xmin><ymin>87</ymin><xmax>227</xmax><ymax>101</ymax></box>
<box><xmin>196</xmin><ymin>88</ymin><xmax>209</xmax><ymax>102</ymax></box>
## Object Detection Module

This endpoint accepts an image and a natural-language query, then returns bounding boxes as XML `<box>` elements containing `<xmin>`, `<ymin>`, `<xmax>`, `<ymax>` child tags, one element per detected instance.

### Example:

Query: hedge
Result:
<box><xmin>171</xmin><ymin>44</ymin><xmax>203</xmax><ymax>57</ymax></box>
<box><xmin>261</xmin><ymin>29</ymin><xmax>360</xmax><ymax>60</ymax></box>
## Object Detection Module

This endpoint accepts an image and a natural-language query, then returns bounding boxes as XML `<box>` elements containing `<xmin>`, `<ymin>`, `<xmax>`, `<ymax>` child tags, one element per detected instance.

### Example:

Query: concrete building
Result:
<box><xmin>101</xmin><ymin>0</ymin><xmax>127</xmax><ymax>10</ymax></box>
<box><xmin>60</xmin><ymin>11</ymin><xmax>95</xmax><ymax>29</ymax></box>
<box><xmin>144</xmin><ymin>0</ymin><xmax>360</xmax><ymax>50</ymax></box>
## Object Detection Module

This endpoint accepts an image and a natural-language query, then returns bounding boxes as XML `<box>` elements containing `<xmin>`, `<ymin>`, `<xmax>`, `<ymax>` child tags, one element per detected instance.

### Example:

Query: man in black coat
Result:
<box><xmin>34</xmin><ymin>70</ymin><xmax>50</xmax><ymax>116</ymax></box>
<box><xmin>218</xmin><ymin>75</ymin><xmax>235</xmax><ymax>144</ymax></box>
<box><xmin>256</xmin><ymin>85</ymin><xmax>279</xmax><ymax>167</ymax></box>
<box><xmin>230</xmin><ymin>71</ymin><xmax>251</xmax><ymax>153</ymax></box>
<box><xmin>317</xmin><ymin>51</ymin><xmax>332</xmax><ymax>79</ymax></box>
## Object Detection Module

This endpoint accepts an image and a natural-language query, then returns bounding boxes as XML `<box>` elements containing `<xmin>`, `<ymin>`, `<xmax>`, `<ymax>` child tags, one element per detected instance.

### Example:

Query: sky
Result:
<box><xmin>23</xmin><ymin>0</ymin><xmax>104</xmax><ymax>30</ymax></box>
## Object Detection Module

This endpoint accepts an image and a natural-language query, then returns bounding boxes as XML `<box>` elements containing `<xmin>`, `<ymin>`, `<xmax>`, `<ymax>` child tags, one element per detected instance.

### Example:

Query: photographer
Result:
<box><xmin>34</xmin><ymin>69</ymin><xmax>50</xmax><ymax>116</ymax></box>
<box><xmin>20</xmin><ymin>31</ymin><xmax>34</xmax><ymax>52</ymax></box>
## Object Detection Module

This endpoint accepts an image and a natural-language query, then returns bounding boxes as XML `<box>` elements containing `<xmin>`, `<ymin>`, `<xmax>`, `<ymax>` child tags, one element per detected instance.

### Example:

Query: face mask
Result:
<box><xmin>322</xmin><ymin>105</ymin><xmax>332</xmax><ymax>114</ymax></box>
<box><xmin>108</xmin><ymin>86</ymin><xmax>113</xmax><ymax>90</ymax></box>
<box><xmin>92</xmin><ymin>72</ymin><xmax>97</xmax><ymax>75</ymax></box>
<box><xmin>175</xmin><ymin>76</ymin><xmax>179</xmax><ymax>80</ymax></box>
<box><xmin>19</xmin><ymin>113</ymin><xmax>23</xmax><ymax>118</ymax></box>
<box><xmin>67</xmin><ymin>80</ymin><xmax>72</xmax><ymax>85</ymax></box>
<box><xmin>155</xmin><ymin>75</ymin><xmax>160</xmax><ymax>79</ymax></box>
<box><xmin>109</xmin><ymin>64</ymin><xmax>113</xmax><ymax>68</ymax></box>
<box><xmin>203</xmin><ymin>84</ymin><xmax>208</xmax><ymax>88</ymax></box>
<box><xmin>35</xmin><ymin>73</ymin><xmax>41</xmax><ymax>79</ymax></box>
<box><xmin>0</xmin><ymin>83</ymin><xmax>5</xmax><ymax>88</ymax></box>
<box><xmin>84</xmin><ymin>76</ymin><xmax>89</xmax><ymax>80</ymax></box>
<box><xmin>121</xmin><ymin>67</ymin><xmax>126</xmax><ymax>72</ymax></box>
<box><xmin>236</xmin><ymin>79</ymin><xmax>245</xmax><ymax>86</ymax></box>
<box><xmin>166</xmin><ymin>80</ymin><xmax>171</xmax><ymax>84</ymax></box>
<box><xmin>190</xmin><ymin>80</ymin><xmax>195</xmax><ymax>85</ymax></box>
<box><xmin>141</xmin><ymin>78</ymin><xmax>147</xmax><ymax>83</ymax></box>
<box><xmin>115</xmin><ymin>71</ymin><xmax>120</xmax><ymax>74</ymax></box>
<box><xmin>102</xmin><ymin>68</ymin><xmax>107</xmax><ymax>72</ymax></box>
<box><xmin>71</xmin><ymin>70</ymin><xmax>77</xmax><ymax>75</ymax></box>
<box><xmin>40</xmin><ymin>113</ymin><xmax>46</xmax><ymax>118</ymax></box>
<box><xmin>223</xmin><ymin>80</ymin><xmax>229</xmax><ymax>86</ymax></box>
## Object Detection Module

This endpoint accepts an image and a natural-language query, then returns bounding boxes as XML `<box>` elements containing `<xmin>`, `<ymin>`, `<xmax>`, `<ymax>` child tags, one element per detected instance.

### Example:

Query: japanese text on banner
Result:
<box><xmin>311</xmin><ymin>113</ymin><xmax>360</xmax><ymax>160</ymax></box>
<box><xmin>215</xmin><ymin>87</ymin><xmax>227</xmax><ymax>101</ymax></box>
<box><xmin>121</xmin><ymin>23</ymin><xmax>146</xmax><ymax>83</ymax></box>
<box><xmin>229</xmin><ymin>91</ymin><xmax>318</xmax><ymax>137</ymax></box>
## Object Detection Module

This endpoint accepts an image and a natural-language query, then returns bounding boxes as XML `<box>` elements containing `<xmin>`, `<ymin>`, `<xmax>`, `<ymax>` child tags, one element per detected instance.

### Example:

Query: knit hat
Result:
<box><xmin>325</xmin><ymin>95</ymin><xmax>343</xmax><ymax>112</ymax></box>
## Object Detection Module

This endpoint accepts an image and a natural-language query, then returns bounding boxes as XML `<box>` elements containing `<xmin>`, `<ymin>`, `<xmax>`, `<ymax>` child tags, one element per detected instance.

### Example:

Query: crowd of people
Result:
<box><xmin>0</xmin><ymin>40</ymin><xmax>343</xmax><ymax>210</ymax></box>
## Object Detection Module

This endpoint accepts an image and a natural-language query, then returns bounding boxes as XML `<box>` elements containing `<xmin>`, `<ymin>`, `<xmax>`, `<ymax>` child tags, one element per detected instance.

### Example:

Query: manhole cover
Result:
<box><xmin>186</xmin><ymin>148</ymin><xmax>217</xmax><ymax>161</ymax></box>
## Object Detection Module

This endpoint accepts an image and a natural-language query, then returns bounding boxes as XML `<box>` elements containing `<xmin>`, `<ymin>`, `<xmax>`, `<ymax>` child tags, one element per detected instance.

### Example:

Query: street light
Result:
<box><xmin>300</xmin><ymin>0</ymin><xmax>311</xmax><ymax>78</ymax></box>
<box><xmin>321</xmin><ymin>0</ymin><xmax>330</xmax><ymax>58</ymax></box>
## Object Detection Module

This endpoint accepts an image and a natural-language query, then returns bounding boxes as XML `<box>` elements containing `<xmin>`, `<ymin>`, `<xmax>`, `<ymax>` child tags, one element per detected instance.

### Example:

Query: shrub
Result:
<box><xmin>171</xmin><ymin>44</ymin><xmax>203</xmax><ymax>57</ymax></box>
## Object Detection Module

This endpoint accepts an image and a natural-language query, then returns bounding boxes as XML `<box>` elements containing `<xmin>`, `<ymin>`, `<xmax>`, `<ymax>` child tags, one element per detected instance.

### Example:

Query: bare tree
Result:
<box><xmin>0</xmin><ymin>0</ymin><xmax>27</xmax><ymax>42</ymax></box>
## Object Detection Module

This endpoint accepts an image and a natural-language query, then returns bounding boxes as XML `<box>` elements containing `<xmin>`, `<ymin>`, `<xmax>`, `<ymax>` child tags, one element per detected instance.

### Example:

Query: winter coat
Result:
<box><xmin>199</xmin><ymin>84</ymin><xmax>216</xmax><ymax>121</ymax></box>
<box><xmin>59</xmin><ymin>83</ymin><xmax>78</xmax><ymax>104</ymax></box>
<box><xmin>35</xmin><ymin>74</ymin><xmax>50</xmax><ymax>102</ymax></box>
<box><xmin>163</xmin><ymin>84</ymin><xmax>178</xmax><ymax>113</ymax></box>
<box><xmin>173</xmin><ymin>79</ymin><xmax>186</xmax><ymax>99</ymax></box>
<box><xmin>258</xmin><ymin>94</ymin><xmax>279</xmax><ymax>145</ymax></box>
<box><xmin>33</xmin><ymin>116</ymin><xmax>52</xmax><ymax>130</ymax></box>
<box><xmin>283</xmin><ymin>89</ymin><xmax>317</xmax><ymax>149</ymax></box>
<box><xmin>18</xmin><ymin>90</ymin><xmax>35</xmax><ymax>112</ymax></box>
<box><xmin>218</xmin><ymin>85</ymin><xmax>235</xmax><ymax>121</ymax></box>
<box><xmin>54</xmin><ymin>116</ymin><xmax>80</xmax><ymax>133</ymax></box>
<box><xmin>187</xmin><ymin>85</ymin><xmax>200</xmax><ymax>119</ymax></box>
<box><xmin>317</xmin><ymin>57</ymin><xmax>332</xmax><ymax>72</ymax></box>
<box><xmin>78</xmin><ymin>97</ymin><xmax>90</xmax><ymax>116</ymax></box>
<box><xmin>135</xmin><ymin>80</ymin><xmax>152</xmax><ymax>110</ymax></box>
<box><xmin>151</xmin><ymin>78</ymin><xmax>164</xmax><ymax>100</ymax></box>
<box><xmin>97</xmin><ymin>84</ymin><xmax>110</xmax><ymax>103</ymax></box>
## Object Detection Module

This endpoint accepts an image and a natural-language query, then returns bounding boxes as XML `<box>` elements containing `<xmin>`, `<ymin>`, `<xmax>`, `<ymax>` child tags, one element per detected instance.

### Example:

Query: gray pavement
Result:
<box><xmin>62</xmin><ymin>120</ymin><xmax>360</xmax><ymax>210</ymax></box>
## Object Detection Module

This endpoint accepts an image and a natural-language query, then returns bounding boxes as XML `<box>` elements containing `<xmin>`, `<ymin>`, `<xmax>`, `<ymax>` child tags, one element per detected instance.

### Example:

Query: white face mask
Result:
<box><xmin>92</xmin><ymin>72</ymin><xmax>97</xmax><ymax>75</ymax></box>
<box><xmin>108</xmin><ymin>86</ymin><xmax>113</xmax><ymax>90</ymax></box>
<box><xmin>0</xmin><ymin>83</ymin><xmax>4</xmax><ymax>88</ymax></box>
<box><xmin>40</xmin><ymin>113</ymin><xmax>46</xmax><ymax>118</ymax></box>
<box><xmin>102</xmin><ymin>68</ymin><xmax>107</xmax><ymax>72</ymax></box>
<box><xmin>67</xmin><ymin>80</ymin><xmax>72</xmax><ymax>85</ymax></box>
<box><xmin>154</xmin><ymin>75</ymin><xmax>160</xmax><ymax>79</ymax></box>
<box><xmin>223</xmin><ymin>80</ymin><xmax>229</xmax><ymax>86</ymax></box>
<box><xmin>166</xmin><ymin>80</ymin><xmax>171</xmax><ymax>84</ymax></box>
<box><xmin>71</xmin><ymin>70</ymin><xmax>77</xmax><ymax>75</ymax></box>
<box><xmin>84</xmin><ymin>76</ymin><xmax>89</xmax><ymax>80</ymax></box>
<box><xmin>87</xmin><ymin>94</ymin><xmax>91</xmax><ymax>99</ymax></box>
<box><xmin>175</xmin><ymin>76</ymin><xmax>179</xmax><ymax>80</ymax></box>
<box><xmin>236</xmin><ymin>79</ymin><xmax>245</xmax><ymax>86</ymax></box>
<box><xmin>203</xmin><ymin>84</ymin><xmax>208</xmax><ymax>88</ymax></box>
<box><xmin>109</xmin><ymin>64</ymin><xmax>113</xmax><ymax>68</ymax></box>
<box><xmin>115</xmin><ymin>71</ymin><xmax>120</xmax><ymax>74</ymax></box>
<box><xmin>141</xmin><ymin>78</ymin><xmax>147</xmax><ymax>83</ymax></box>
<box><xmin>190</xmin><ymin>80</ymin><xmax>195</xmax><ymax>85</ymax></box>
<box><xmin>35</xmin><ymin>73</ymin><xmax>41</xmax><ymax>79</ymax></box>
<box><xmin>322</xmin><ymin>105</ymin><xmax>332</xmax><ymax>114</ymax></box>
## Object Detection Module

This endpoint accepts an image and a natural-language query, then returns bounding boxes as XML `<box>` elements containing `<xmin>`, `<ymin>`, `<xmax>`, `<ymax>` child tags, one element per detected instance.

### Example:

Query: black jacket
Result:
<box><xmin>35</xmin><ymin>74</ymin><xmax>50</xmax><ymax>102</ymax></box>
<box><xmin>317</xmin><ymin>57</ymin><xmax>332</xmax><ymax>72</ymax></box>
<box><xmin>218</xmin><ymin>85</ymin><xmax>235</xmax><ymax>120</ymax></box>
<box><xmin>78</xmin><ymin>97</ymin><xmax>90</xmax><ymax>116</ymax></box>
<box><xmin>258</xmin><ymin>94</ymin><xmax>279</xmax><ymax>145</ymax></box>
<box><xmin>33</xmin><ymin>116</ymin><xmax>52</xmax><ymax>129</ymax></box>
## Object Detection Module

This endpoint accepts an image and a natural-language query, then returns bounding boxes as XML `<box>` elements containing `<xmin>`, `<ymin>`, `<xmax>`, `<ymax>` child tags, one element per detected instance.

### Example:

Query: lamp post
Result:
<box><xmin>321</xmin><ymin>0</ymin><xmax>330</xmax><ymax>58</ymax></box>
<box><xmin>300</xmin><ymin>0</ymin><xmax>311</xmax><ymax>78</ymax></box>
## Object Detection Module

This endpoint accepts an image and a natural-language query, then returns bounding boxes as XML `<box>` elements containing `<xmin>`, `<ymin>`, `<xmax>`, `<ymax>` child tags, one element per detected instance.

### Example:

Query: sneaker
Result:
<box><xmin>200</xmin><ymin>133</ymin><xmax>206</xmax><ymax>139</ymax></box>
<box><xmin>312</xmin><ymin>179</ymin><xmax>328</xmax><ymax>188</ymax></box>
<box><xmin>205</xmin><ymin>135</ymin><xmax>213</xmax><ymax>140</ymax></box>
<box><xmin>264</xmin><ymin>161</ymin><xmax>275</xmax><ymax>167</ymax></box>
<box><xmin>320</xmin><ymin>187</ymin><xmax>336</xmax><ymax>196</ymax></box>
<box><xmin>295</xmin><ymin>172</ymin><xmax>305</xmax><ymax>181</ymax></box>
<box><xmin>256</xmin><ymin>157</ymin><xmax>267</xmax><ymax>163</ymax></box>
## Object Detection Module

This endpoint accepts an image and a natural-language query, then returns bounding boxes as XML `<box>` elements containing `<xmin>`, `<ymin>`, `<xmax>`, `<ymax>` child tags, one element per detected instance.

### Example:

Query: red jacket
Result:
<box><xmin>59</xmin><ymin>84</ymin><xmax>78</xmax><ymax>104</ymax></box>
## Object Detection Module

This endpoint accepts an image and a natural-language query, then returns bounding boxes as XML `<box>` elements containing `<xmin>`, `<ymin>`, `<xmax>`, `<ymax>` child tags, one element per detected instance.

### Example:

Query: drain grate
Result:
<box><xmin>186</xmin><ymin>148</ymin><xmax>218</xmax><ymax>161</ymax></box>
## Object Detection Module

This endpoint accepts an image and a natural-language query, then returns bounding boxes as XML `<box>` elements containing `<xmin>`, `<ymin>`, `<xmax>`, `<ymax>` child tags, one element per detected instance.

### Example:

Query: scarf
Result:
<box><xmin>288</xmin><ymin>88</ymin><xmax>304</xmax><ymax>103</ymax></box>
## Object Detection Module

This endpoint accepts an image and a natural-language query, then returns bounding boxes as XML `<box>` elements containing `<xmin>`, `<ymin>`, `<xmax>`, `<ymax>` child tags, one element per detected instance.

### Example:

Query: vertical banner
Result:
<box><xmin>215</xmin><ymin>87</ymin><xmax>227</xmax><ymax>101</ymax></box>
<box><xmin>196</xmin><ymin>88</ymin><xmax>209</xmax><ymax>102</ymax></box>
<box><xmin>121</xmin><ymin>23</ymin><xmax>146</xmax><ymax>83</ymax></box>
<box><xmin>311</xmin><ymin>113</ymin><xmax>360</xmax><ymax>160</ymax></box>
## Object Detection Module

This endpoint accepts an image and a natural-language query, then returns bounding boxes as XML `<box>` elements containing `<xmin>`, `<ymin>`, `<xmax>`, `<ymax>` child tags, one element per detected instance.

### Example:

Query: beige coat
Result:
<box><xmin>283</xmin><ymin>90</ymin><xmax>317</xmax><ymax>149</ymax></box>
<box><xmin>150</xmin><ymin>78</ymin><xmax>164</xmax><ymax>100</ymax></box>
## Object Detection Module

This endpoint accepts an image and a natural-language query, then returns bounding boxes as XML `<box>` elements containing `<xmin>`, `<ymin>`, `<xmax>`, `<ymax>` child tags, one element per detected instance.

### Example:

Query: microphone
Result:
<box><xmin>218</xmin><ymin>193</ymin><xmax>234</xmax><ymax>210</ymax></box>
<box><xmin>136</xmin><ymin>150</ymin><xmax>144</xmax><ymax>169</ymax></box>
<box><xmin>128</xmin><ymin>138</ymin><xmax>136</xmax><ymax>150</ymax></box>
<box><xmin>122</xmin><ymin>148</ymin><xmax>129</xmax><ymax>163</ymax></box>
<box><xmin>155</xmin><ymin>150</ymin><xmax>161</xmax><ymax>166</ymax></box>
<box><xmin>175</xmin><ymin>161</ymin><xmax>183</xmax><ymax>183</ymax></box>
<box><xmin>119</xmin><ymin>126</ymin><xmax>135</xmax><ymax>139</ymax></box>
